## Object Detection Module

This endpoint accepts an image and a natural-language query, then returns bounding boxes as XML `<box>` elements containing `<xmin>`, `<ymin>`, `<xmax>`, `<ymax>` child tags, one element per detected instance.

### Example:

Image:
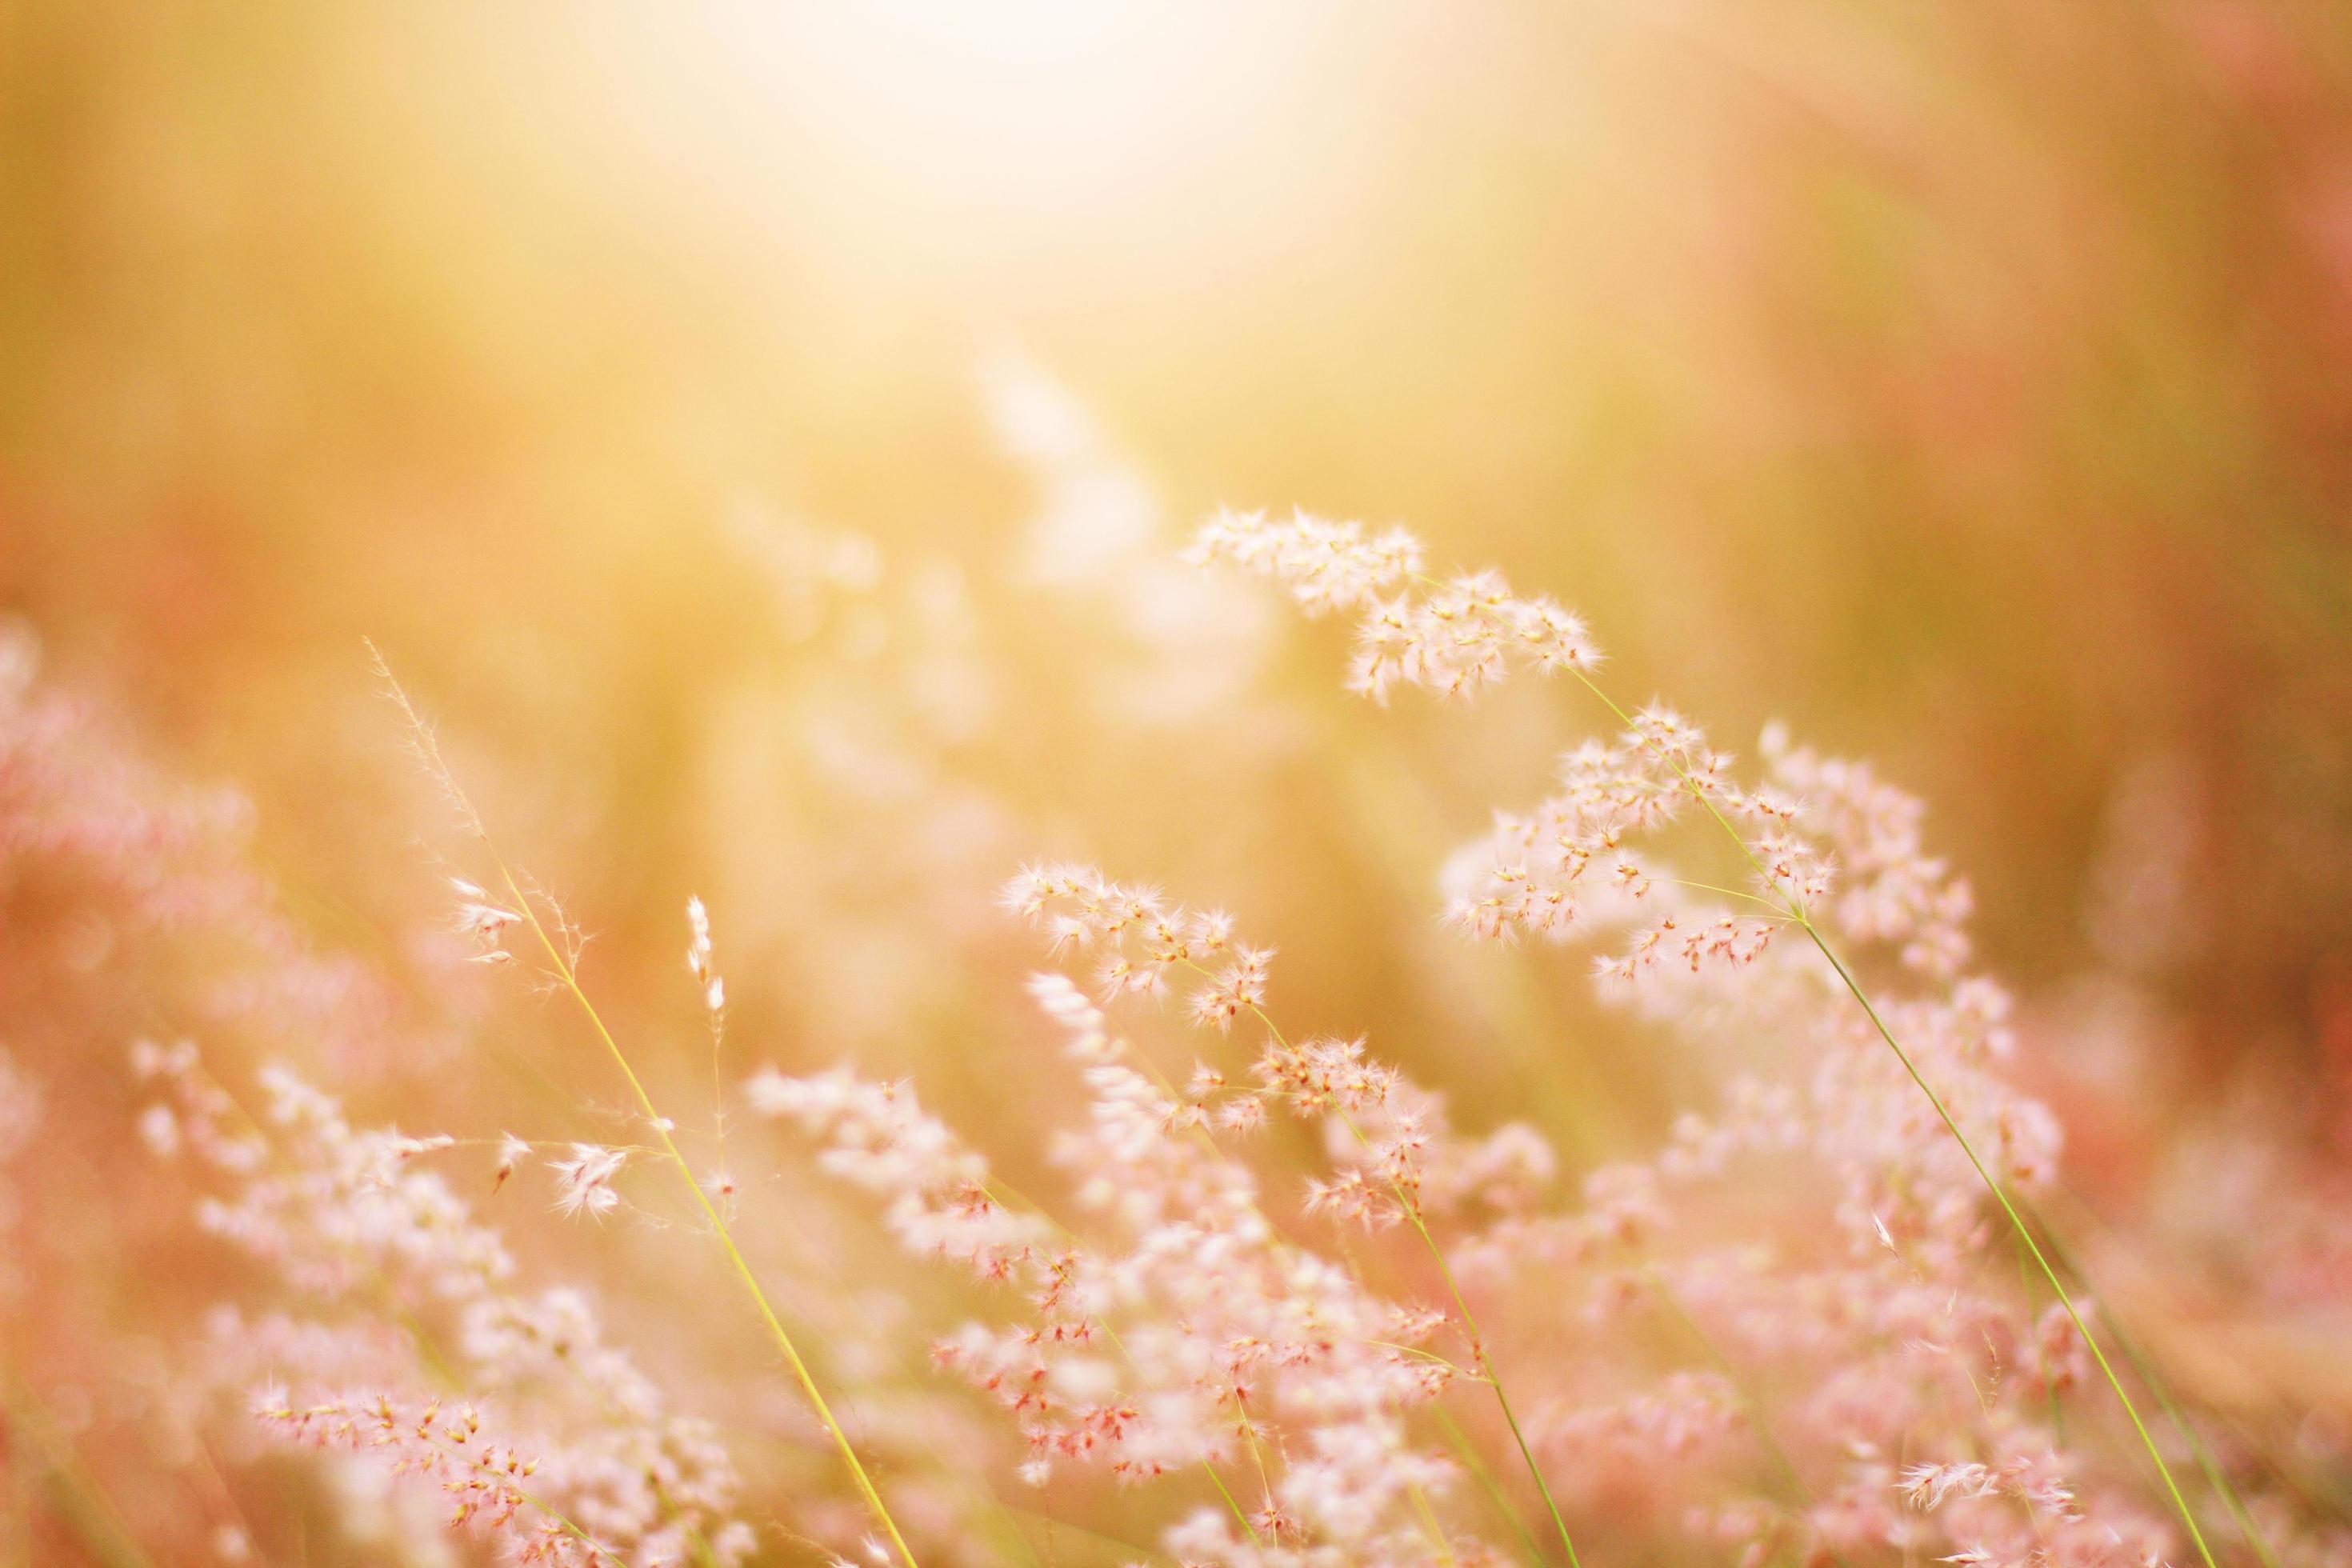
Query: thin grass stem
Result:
<box><xmin>370</xmin><ymin>650</ymin><xmax>920</xmax><ymax>1568</ymax></box>
<box><xmin>1797</xmin><ymin>922</ymin><xmax>2217</xmax><ymax>1568</ymax></box>
<box><xmin>1435</xmin><ymin>1402</ymin><xmax>1554</xmax><ymax>1568</ymax></box>
<box><xmin>491</xmin><ymin>855</ymin><xmax>921</xmax><ymax>1568</ymax></box>
<box><xmin>2025</xmin><ymin>1198</ymin><xmax>2286</xmax><ymax>1568</ymax></box>
<box><xmin>1173</xmin><ymin>951</ymin><xmax>1582</xmax><ymax>1568</ymax></box>
<box><xmin>1551</xmin><ymin>662</ymin><xmax>2222</xmax><ymax>1568</ymax></box>
<box><xmin>1337</xmin><ymin>1106</ymin><xmax>1584</xmax><ymax>1568</ymax></box>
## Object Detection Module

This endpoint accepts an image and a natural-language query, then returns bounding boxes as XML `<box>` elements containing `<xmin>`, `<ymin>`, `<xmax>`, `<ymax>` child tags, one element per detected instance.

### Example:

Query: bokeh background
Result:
<box><xmin>8</xmin><ymin>0</ymin><xmax>2352</xmax><ymax>1555</ymax></box>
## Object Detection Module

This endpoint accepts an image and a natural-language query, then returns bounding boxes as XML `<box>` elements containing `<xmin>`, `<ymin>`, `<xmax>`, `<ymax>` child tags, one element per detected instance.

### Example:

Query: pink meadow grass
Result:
<box><xmin>3</xmin><ymin>511</ymin><xmax>2342</xmax><ymax>1568</ymax></box>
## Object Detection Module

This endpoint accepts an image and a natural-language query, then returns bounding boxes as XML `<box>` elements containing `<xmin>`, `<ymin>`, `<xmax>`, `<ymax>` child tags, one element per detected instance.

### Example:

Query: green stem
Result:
<box><xmin>2026</xmin><ymin>1200</ymin><xmax>2285</xmax><ymax>1568</ymax></box>
<box><xmin>492</xmin><ymin>858</ymin><xmax>922</xmax><ymax>1568</ymax></box>
<box><xmin>1178</xmin><ymin>957</ymin><xmax>1581</xmax><ymax>1568</ymax></box>
<box><xmin>1435</xmin><ymin>1402</ymin><xmax>1553</xmax><ymax>1568</ymax></box>
<box><xmin>1553</xmin><ymin>661</ymin><xmax>2222</xmax><ymax>1568</ymax></box>
<box><xmin>1798</xmin><ymin>923</ymin><xmax>2217</xmax><ymax>1568</ymax></box>
<box><xmin>1334</xmin><ymin>1106</ymin><xmax>1580</xmax><ymax>1568</ymax></box>
<box><xmin>1409</xmin><ymin>1470</ymin><xmax>1464</xmax><ymax>1566</ymax></box>
<box><xmin>2014</xmin><ymin>1232</ymin><xmax>2069</xmax><ymax>1447</ymax></box>
<box><xmin>367</xmin><ymin>657</ymin><xmax>907</xmax><ymax>1550</ymax></box>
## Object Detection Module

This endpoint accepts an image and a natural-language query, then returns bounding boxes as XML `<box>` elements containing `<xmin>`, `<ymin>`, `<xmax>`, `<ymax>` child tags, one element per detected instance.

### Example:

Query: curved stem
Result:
<box><xmin>1798</xmin><ymin>922</ymin><xmax>2216</xmax><ymax>1568</ymax></box>
<box><xmin>1436</xmin><ymin>1402</ymin><xmax>1553</xmax><ymax>1567</ymax></box>
<box><xmin>493</xmin><ymin>858</ymin><xmax>921</xmax><ymax>1568</ymax></box>
<box><xmin>1175</xmin><ymin>956</ymin><xmax>1581</xmax><ymax>1566</ymax></box>
<box><xmin>1554</xmin><ymin>659</ymin><xmax>2222</xmax><ymax>1568</ymax></box>
<box><xmin>1336</xmin><ymin>1106</ymin><xmax>1582</xmax><ymax>1568</ymax></box>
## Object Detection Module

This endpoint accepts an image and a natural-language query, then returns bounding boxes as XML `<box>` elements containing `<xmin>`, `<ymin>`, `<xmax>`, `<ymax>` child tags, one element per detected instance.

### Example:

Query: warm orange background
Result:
<box><xmin>6</xmin><ymin>0</ymin><xmax>2352</xmax><ymax>1285</ymax></box>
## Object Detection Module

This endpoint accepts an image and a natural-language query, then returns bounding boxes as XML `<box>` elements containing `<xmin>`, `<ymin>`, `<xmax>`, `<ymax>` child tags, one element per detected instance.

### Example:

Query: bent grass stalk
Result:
<box><xmin>1350</xmin><ymin>1106</ymin><xmax>1578</xmax><ymax>1568</ymax></box>
<box><xmin>1435</xmin><ymin>1402</ymin><xmax>1553</xmax><ymax>1568</ymax></box>
<box><xmin>1178</xmin><ymin>956</ymin><xmax>1583</xmax><ymax>1568</ymax></box>
<box><xmin>490</xmin><ymin>854</ymin><xmax>921</xmax><ymax>1568</ymax></box>
<box><xmin>1555</xmin><ymin>661</ymin><xmax>2224</xmax><ymax>1568</ymax></box>
<box><xmin>2025</xmin><ymin>1196</ymin><xmax>2289</xmax><ymax>1568</ymax></box>
<box><xmin>371</xmin><ymin>652</ymin><xmax>921</xmax><ymax>1568</ymax></box>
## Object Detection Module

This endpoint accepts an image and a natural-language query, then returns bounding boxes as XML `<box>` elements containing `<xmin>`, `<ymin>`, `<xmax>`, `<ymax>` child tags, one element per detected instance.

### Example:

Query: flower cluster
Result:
<box><xmin>255</xmin><ymin>1390</ymin><xmax>594</xmax><ymax>1563</ymax></box>
<box><xmin>139</xmin><ymin>1046</ymin><xmax>756</xmax><ymax>1566</ymax></box>
<box><xmin>1187</xmin><ymin>507</ymin><xmax>1598</xmax><ymax>700</ymax></box>
<box><xmin>753</xmin><ymin>958</ymin><xmax>1468</xmax><ymax>1566</ymax></box>
<box><xmin>1185</xmin><ymin>506</ymin><xmax>1424</xmax><ymax>618</ymax></box>
<box><xmin>1001</xmin><ymin>862</ymin><xmax>1274</xmax><ymax>1019</ymax></box>
<box><xmin>13</xmin><ymin>483</ymin><xmax>2350</xmax><ymax>1568</ymax></box>
<box><xmin>1193</xmin><ymin>510</ymin><xmax>2206</xmax><ymax>1568</ymax></box>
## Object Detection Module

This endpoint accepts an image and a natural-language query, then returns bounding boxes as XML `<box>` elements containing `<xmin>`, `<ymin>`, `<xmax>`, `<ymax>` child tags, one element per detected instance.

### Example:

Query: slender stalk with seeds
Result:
<box><xmin>1346</xmin><ymin>1100</ymin><xmax>1582</xmax><ymax>1568</ymax></box>
<box><xmin>1176</xmin><ymin>954</ymin><xmax>1583</xmax><ymax>1568</ymax></box>
<box><xmin>370</xmin><ymin>649</ymin><xmax>921</xmax><ymax>1568</ymax></box>
<box><xmin>1560</xmin><ymin>659</ymin><xmax>2224</xmax><ymax>1568</ymax></box>
<box><xmin>1189</xmin><ymin>516</ymin><xmax>2254</xmax><ymax>1568</ymax></box>
<box><xmin>987</xmin><ymin>999</ymin><xmax>1470</xmax><ymax>1556</ymax></box>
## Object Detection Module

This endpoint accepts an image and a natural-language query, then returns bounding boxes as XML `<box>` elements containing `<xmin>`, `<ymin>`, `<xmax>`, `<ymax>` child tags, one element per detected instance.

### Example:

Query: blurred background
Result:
<box><xmin>7</xmin><ymin>0</ymin><xmax>2352</xmax><ymax>1549</ymax></box>
<box><xmin>11</xmin><ymin>0</ymin><xmax>2352</xmax><ymax>1092</ymax></box>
